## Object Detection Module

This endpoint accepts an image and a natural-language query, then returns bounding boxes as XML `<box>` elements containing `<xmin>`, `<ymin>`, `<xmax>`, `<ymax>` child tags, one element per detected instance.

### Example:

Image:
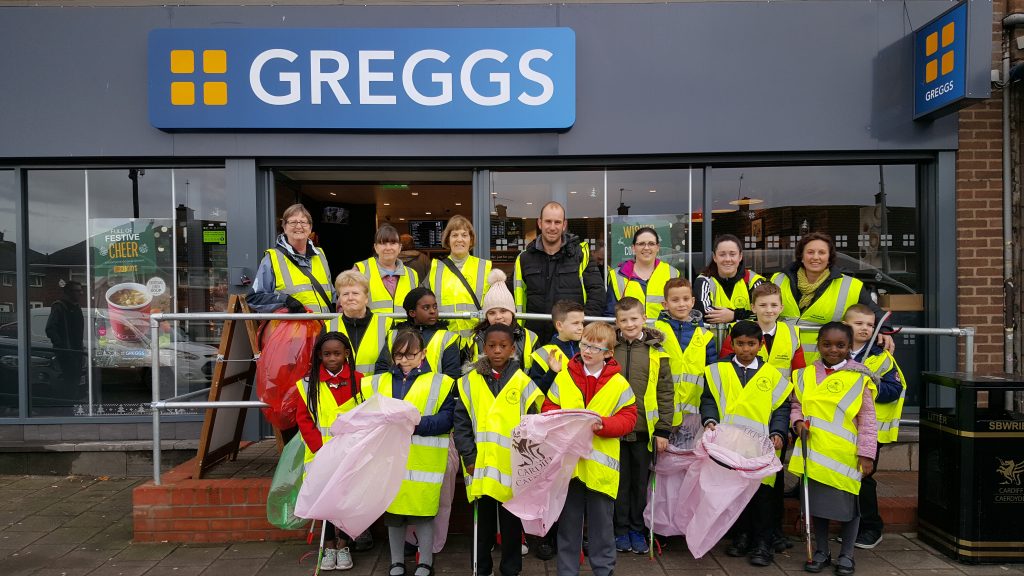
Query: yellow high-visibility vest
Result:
<box><xmin>700</xmin><ymin>270</ymin><xmax>766</xmax><ymax>313</ymax></box>
<box><xmin>458</xmin><ymin>369</ymin><xmax>543</xmax><ymax>502</ymax></box>
<box><xmin>427</xmin><ymin>256</ymin><xmax>491</xmax><ymax>344</ymax></box>
<box><xmin>772</xmin><ymin>273</ymin><xmax>863</xmax><ymax>364</ymax></box>
<box><xmin>608</xmin><ymin>261</ymin><xmax>681</xmax><ymax>319</ymax></box>
<box><xmin>654</xmin><ymin>319</ymin><xmax>714</xmax><ymax>426</ymax></box>
<box><xmin>361</xmin><ymin>371</ymin><xmax>454</xmax><ymax>516</ymax></box>
<box><xmin>758</xmin><ymin>322</ymin><xmax>802</xmax><ymax>379</ymax></box>
<box><xmin>355</xmin><ymin>257</ymin><xmax>420</xmax><ymax>315</ymax></box>
<box><xmin>788</xmin><ymin>366</ymin><xmax>867</xmax><ymax>495</ymax></box>
<box><xmin>704</xmin><ymin>361</ymin><xmax>792</xmax><ymax>487</ymax></box>
<box><xmin>386</xmin><ymin>328</ymin><xmax>460</xmax><ymax>376</ymax></box>
<box><xmin>531</xmin><ymin>343</ymin><xmax>575</xmax><ymax>374</ymax></box>
<box><xmin>470</xmin><ymin>328</ymin><xmax>538</xmax><ymax>372</ymax></box>
<box><xmin>512</xmin><ymin>241</ymin><xmax>590</xmax><ymax>313</ymax></box>
<box><xmin>294</xmin><ymin>377</ymin><xmax>359</xmax><ymax>475</ymax></box>
<box><xmin>862</xmin><ymin>351</ymin><xmax>906</xmax><ymax>444</ymax></box>
<box><xmin>266</xmin><ymin>247</ymin><xmax>333</xmax><ymax>313</ymax></box>
<box><xmin>547</xmin><ymin>368</ymin><xmax>635</xmax><ymax>498</ymax></box>
<box><xmin>637</xmin><ymin>344</ymin><xmax>671</xmax><ymax>451</ymax></box>
<box><xmin>324</xmin><ymin>313</ymin><xmax>393</xmax><ymax>375</ymax></box>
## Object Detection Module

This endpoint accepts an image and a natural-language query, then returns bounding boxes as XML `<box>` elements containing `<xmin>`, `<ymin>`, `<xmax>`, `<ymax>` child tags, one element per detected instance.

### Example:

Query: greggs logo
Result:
<box><xmin>914</xmin><ymin>2</ymin><xmax>969</xmax><ymax>120</ymax></box>
<box><xmin>149</xmin><ymin>28</ymin><xmax>575</xmax><ymax>130</ymax></box>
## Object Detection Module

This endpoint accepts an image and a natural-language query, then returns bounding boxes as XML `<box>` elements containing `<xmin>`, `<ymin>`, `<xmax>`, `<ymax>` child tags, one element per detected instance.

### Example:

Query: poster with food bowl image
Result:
<box><xmin>89</xmin><ymin>218</ymin><xmax>173</xmax><ymax>355</ymax></box>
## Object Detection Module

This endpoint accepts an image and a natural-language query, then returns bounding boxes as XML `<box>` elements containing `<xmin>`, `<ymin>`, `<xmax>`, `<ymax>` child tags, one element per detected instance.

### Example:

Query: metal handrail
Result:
<box><xmin>147</xmin><ymin>310</ymin><xmax>974</xmax><ymax>484</ymax></box>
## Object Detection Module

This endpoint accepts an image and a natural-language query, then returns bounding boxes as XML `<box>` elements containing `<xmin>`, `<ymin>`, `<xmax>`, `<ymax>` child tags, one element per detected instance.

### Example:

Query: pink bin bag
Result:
<box><xmin>676</xmin><ymin>424</ymin><xmax>782</xmax><ymax>558</ymax></box>
<box><xmin>644</xmin><ymin>413</ymin><xmax>704</xmax><ymax>536</ymax></box>
<box><xmin>503</xmin><ymin>410</ymin><xmax>603</xmax><ymax>537</ymax></box>
<box><xmin>294</xmin><ymin>393</ymin><xmax>422</xmax><ymax>538</ymax></box>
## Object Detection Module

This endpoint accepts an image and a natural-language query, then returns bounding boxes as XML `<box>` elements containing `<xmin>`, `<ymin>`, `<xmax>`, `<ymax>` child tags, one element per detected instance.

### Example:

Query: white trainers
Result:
<box><xmin>335</xmin><ymin>547</ymin><xmax>353</xmax><ymax>570</ymax></box>
<box><xmin>521</xmin><ymin>542</ymin><xmax>530</xmax><ymax>556</ymax></box>
<box><xmin>320</xmin><ymin>547</ymin><xmax>338</xmax><ymax>571</ymax></box>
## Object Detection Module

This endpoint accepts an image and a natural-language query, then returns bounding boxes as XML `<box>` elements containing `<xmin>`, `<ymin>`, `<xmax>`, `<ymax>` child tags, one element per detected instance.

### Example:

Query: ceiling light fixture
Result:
<box><xmin>383</xmin><ymin>202</ymin><xmax>390</xmax><ymax>206</ymax></box>
<box><xmin>569</xmin><ymin>190</ymin><xmax>577</xmax><ymax>194</ymax></box>
<box><xmin>330</xmin><ymin>192</ymin><xmax>337</xmax><ymax>196</ymax></box>
<box><xmin>455</xmin><ymin>202</ymin><xmax>462</xmax><ymax>206</ymax></box>
<box><xmin>425</xmin><ymin>211</ymin><xmax>432</xmax><ymax>215</ymax></box>
<box><xmin>411</xmin><ymin>192</ymin><xmax>419</xmax><ymax>196</ymax></box>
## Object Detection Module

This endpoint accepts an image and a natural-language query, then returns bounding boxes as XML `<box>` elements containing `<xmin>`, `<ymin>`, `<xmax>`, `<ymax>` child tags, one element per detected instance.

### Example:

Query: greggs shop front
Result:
<box><xmin>0</xmin><ymin>1</ymin><xmax>988</xmax><ymax>435</ymax></box>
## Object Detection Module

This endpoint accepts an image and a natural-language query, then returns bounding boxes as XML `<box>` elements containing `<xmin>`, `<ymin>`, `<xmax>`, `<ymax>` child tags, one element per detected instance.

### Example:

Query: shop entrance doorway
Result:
<box><xmin>272</xmin><ymin>170</ymin><xmax>474</xmax><ymax>280</ymax></box>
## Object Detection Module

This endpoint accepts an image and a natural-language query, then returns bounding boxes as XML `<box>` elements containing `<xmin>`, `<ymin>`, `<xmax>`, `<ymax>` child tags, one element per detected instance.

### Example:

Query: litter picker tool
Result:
<box><xmin>649</xmin><ymin>447</ymin><xmax>660</xmax><ymax>559</ymax></box>
<box><xmin>313</xmin><ymin>520</ymin><xmax>327</xmax><ymax>576</ymax></box>
<box><xmin>472</xmin><ymin>500</ymin><xmax>479</xmax><ymax>576</ymax></box>
<box><xmin>800</xmin><ymin>425</ymin><xmax>813</xmax><ymax>564</ymax></box>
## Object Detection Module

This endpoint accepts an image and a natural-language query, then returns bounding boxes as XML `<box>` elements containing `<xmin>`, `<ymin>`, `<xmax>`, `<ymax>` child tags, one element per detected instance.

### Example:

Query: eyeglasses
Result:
<box><xmin>580</xmin><ymin>342</ymin><xmax>610</xmax><ymax>353</ymax></box>
<box><xmin>285</xmin><ymin>220</ymin><xmax>310</xmax><ymax>228</ymax></box>
<box><xmin>393</xmin><ymin>350</ymin><xmax>423</xmax><ymax>361</ymax></box>
<box><xmin>633</xmin><ymin>241</ymin><xmax>659</xmax><ymax>248</ymax></box>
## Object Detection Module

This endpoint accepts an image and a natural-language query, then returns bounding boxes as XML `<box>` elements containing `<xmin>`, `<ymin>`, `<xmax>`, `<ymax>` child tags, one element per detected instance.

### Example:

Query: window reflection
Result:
<box><xmin>0</xmin><ymin>171</ymin><xmax>16</xmax><ymax>417</ymax></box>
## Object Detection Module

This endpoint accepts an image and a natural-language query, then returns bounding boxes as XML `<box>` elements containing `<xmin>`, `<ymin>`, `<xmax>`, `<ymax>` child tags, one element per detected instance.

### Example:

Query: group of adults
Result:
<box><xmin>248</xmin><ymin>201</ymin><xmax>892</xmax><ymax>366</ymax></box>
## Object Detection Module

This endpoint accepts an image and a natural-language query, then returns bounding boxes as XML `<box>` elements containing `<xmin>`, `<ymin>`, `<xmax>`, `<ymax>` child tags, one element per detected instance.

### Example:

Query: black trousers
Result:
<box><xmin>735</xmin><ymin>483</ymin><xmax>778</xmax><ymax>547</ymax></box>
<box><xmin>474</xmin><ymin>496</ymin><xmax>522</xmax><ymax>576</ymax></box>
<box><xmin>613</xmin><ymin>433</ymin><xmax>651</xmax><ymax>537</ymax></box>
<box><xmin>857</xmin><ymin>443</ymin><xmax>884</xmax><ymax>533</ymax></box>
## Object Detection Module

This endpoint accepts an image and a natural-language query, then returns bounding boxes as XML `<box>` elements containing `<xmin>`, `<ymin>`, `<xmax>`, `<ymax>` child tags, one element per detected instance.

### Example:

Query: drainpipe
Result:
<box><xmin>1002</xmin><ymin>13</ymin><xmax>1023</xmax><ymax>374</ymax></box>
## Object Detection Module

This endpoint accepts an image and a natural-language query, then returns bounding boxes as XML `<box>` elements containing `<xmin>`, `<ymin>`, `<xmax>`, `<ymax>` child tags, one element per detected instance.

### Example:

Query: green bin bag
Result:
<box><xmin>266</xmin><ymin>434</ymin><xmax>311</xmax><ymax>530</ymax></box>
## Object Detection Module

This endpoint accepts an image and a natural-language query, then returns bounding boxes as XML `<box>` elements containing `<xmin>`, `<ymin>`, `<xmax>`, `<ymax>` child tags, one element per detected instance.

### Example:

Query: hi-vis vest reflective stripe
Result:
<box><xmin>862</xmin><ymin>352</ymin><xmax>906</xmax><ymax>444</ymax></box>
<box><xmin>388</xmin><ymin>329</ymin><xmax>460</xmax><ymax>375</ymax></box>
<box><xmin>355</xmin><ymin>257</ymin><xmax>420</xmax><ymax>315</ymax></box>
<box><xmin>640</xmin><ymin>345</ymin><xmax>671</xmax><ymax>451</ymax></box>
<box><xmin>531</xmin><ymin>344</ymin><xmax>570</xmax><ymax>374</ymax></box>
<box><xmin>705</xmin><ymin>362</ymin><xmax>792</xmax><ymax>487</ymax></box>
<box><xmin>471</xmin><ymin>328</ymin><xmax>538</xmax><ymax>371</ymax></box>
<box><xmin>295</xmin><ymin>377</ymin><xmax>359</xmax><ymax>474</ymax></box>
<box><xmin>428</xmin><ymin>256</ymin><xmax>491</xmax><ymax>343</ymax></box>
<box><xmin>458</xmin><ymin>370</ymin><xmax>543</xmax><ymax>502</ymax></box>
<box><xmin>609</xmin><ymin>262</ymin><xmax>681</xmax><ymax>319</ymax></box>
<box><xmin>758</xmin><ymin>322</ymin><xmax>801</xmax><ymax>379</ymax></box>
<box><xmin>654</xmin><ymin>320</ymin><xmax>713</xmax><ymax>426</ymax></box>
<box><xmin>771</xmin><ymin>273</ymin><xmax>863</xmax><ymax>363</ymax></box>
<box><xmin>513</xmin><ymin>241</ymin><xmax>591</xmax><ymax>314</ymax></box>
<box><xmin>547</xmin><ymin>369</ymin><xmax>635</xmax><ymax>498</ymax></box>
<box><xmin>788</xmin><ymin>367</ymin><xmax>866</xmax><ymax>495</ymax></box>
<box><xmin>703</xmin><ymin>270</ymin><xmax>766</xmax><ymax>313</ymax></box>
<box><xmin>324</xmin><ymin>314</ymin><xmax>393</xmax><ymax>375</ymax></box>
<box><xmin>267</xmin><ymin>247</ymin><xmax>333</xmax><ymax>313</ymax></box>
<box><xmin>362</xmin><ymin>371</ymin><xmax>454</xmax><ymax>516</ymax></box>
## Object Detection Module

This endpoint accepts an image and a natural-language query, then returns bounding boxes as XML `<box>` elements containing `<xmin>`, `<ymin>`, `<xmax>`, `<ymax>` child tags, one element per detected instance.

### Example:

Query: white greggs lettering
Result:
<box><xmin>249</xmin><ymin>48</ymin><xmax>555</xmax><ymax>107</ymax></box>
<box><xmin>924</xmin><ymin>80</ymin><xmax>955</xmax><ymax>102</ymax></box>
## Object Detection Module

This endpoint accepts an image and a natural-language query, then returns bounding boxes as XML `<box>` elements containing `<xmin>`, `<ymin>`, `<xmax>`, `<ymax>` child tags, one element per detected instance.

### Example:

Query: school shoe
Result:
<box><xmin>628</xmin><ymin>530</ymin><xmax>649</xmax><ymax>555</ymax></box>
<box><xmin>748</xmin><ymin>543</ymin><xmax>773</xmax><ymax>567</ymax></box>
<box><xmin>535</xmin><ymin>540</ymin><xmax>556</xmax><ymax>561</ymax></box>
<box><xmin>354</xmin><ymin>531</ymin><xmax>374</xmax><ymax>552</ymax></box>
<box><xmin>804</xmin><ymin>551</ymin><xmax>831</xmax><ymax>573</ymax></box>
<box><xmin>615</xmin><ymin>534</ymin><xmax>632</xmax><ymax>553</ymax></box>
<box><xmin>853</xmin><ymin>531</ymin><xmax>882</xmax><ymax>550</ymax></box>
<box><xmin>772</xmin><ymin>532</ymin><xmax>794</xmax><ymax>552</ymax></box>
<box><xmin>833</xmin><ymin>555</ymin><xmax>855</xmax><ymax>575</ymax></box>
<box><xmin>320</xmin><ymin>548</ymin><xmax>338</xmax><ymax>571</ymax></box>
<box><xmin>726</xmin><ymin>533</ymin><xmax>750</xmax><ymax>557</ymax></box>
<box><xmin>334</xmin><ymin>547</ymin><xmax>353</xmax><ymax>571</ymax></box>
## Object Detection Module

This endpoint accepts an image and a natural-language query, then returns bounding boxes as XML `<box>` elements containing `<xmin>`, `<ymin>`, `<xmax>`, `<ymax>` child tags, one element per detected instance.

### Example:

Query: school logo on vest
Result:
<box><xmin>825</xmin><ymin>378</ymin><xmax>843</xmax><ymax>394</ymax></box>
<box><xmin>755</xmin><ymin>376</ymin><xmax>772</xmax><ymax>393</ymax></box>
<box><xmin>504</xmin><ymin>387</ymin><xmax>521</xmax><ymax>406</ymax></box>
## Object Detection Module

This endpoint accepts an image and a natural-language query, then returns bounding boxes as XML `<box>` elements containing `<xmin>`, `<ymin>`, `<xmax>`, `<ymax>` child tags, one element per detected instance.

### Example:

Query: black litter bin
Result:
<box><xmin>919</xmin><ymin>372</ymin><xmax>1024</xmax><ymax>564</ymax></box>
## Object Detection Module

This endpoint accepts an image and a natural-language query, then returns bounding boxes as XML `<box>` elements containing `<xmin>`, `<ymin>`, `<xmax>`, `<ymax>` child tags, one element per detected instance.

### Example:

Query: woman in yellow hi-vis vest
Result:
<box><xmin>453</xmin><ymin>323</ymin><xmax>543</xmax><ymax>576</ymax></box>
<box><xmin>426</xmin><ymin>215</ymin><xmax>492</xmax><ymax>346</ymax></box>
<box><xmin>699</xmin><ymin>321</ymin><xmax>792</xmax><ymax>567</ymax></box>
<box><xmin>326</xmin><ymin>271</ymin><xmax>393</xmax><ymax>376</ymax></box>
<box><xmin>606</xmin><ymin>227</ymin><xmax>681</xmax><ymax>319</ymax></box>
<box><xmin>541</xmin><ymin>322</ymin><xmax>637</xmax><ymax>576</ymax></box>
<box><xmin>693</xmin><ymin>234</ymin><xmax>766</xmax><ymax>325</ymax></box>
<box><xmin>247</xmin><ymin>203</ymin><xmax>335</xmax><ymax>314</ymax></box>
<box><xmin>361</xmin><ymin>329</ymin><xmax>454</xmax><ymax>576</ymax></box>
<box><xmin>355</xmin><ymin>223</ymin><xmax>420</xmax><ymax>315</ymax></box>
<box><xmin>771</xmin><ymin>232</ymin><xmax>893</xmax><ymax>364</ymax></box>
<box><xmin>789</xmin><ymin>322</ymin><xmax>878</xmax><ymax>576</ymax></box>
<box><xmin>294</xmin><ymin>331</ymin><xmax>363</xmax><ymax>572</ymax></box>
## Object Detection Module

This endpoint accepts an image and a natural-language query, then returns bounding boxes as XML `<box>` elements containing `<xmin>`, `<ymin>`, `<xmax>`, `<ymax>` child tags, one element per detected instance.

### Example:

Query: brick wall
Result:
<box><xmin>956</xmin><ymin>1</ymin><xmax>1007</xmax><ymax>372</ymax></box>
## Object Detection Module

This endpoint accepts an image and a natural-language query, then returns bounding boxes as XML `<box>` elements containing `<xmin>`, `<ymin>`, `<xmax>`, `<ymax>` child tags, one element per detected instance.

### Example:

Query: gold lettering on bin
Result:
<box><xmin>988</xmin><ymin>420</ymin><xmax>1024</xmax><ymax>431</ymax></box>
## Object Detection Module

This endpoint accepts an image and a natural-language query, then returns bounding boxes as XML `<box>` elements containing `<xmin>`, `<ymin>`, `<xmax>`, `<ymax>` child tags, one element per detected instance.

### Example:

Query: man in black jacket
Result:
<box><xmin>512</xmin><ymin>202</ymin><xmax>605</xmax><ymax>343</ymax></box>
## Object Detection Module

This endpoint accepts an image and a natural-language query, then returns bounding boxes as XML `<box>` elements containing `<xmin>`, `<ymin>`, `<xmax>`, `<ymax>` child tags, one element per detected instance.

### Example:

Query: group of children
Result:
<box><xmin>293</xmin><ymin>260</ymin><xmax>906</xmax><ymax>576</ymax></box>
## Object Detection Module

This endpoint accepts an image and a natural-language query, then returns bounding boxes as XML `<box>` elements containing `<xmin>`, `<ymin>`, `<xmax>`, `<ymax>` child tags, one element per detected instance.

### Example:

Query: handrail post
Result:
<box><xmin>151</xmin><ymin>316</ymin><xmax>162</xmax><ymax>486</ymax></box>
<box><xmin>964</xmin><ymin>327</ymin><xmax>976</xmax><ymax>374</ymax></box>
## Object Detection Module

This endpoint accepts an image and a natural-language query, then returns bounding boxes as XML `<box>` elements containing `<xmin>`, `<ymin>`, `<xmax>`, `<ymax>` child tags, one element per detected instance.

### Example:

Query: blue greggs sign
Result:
<box><xmin>148</xmin><ymin>28</ymin><xmax>575</xmax><ymax>130</ymax></box>
<box><xmin>914</xmin><ymin>3</ymin><xmax>968</xmax><ymax>120</ymax></box>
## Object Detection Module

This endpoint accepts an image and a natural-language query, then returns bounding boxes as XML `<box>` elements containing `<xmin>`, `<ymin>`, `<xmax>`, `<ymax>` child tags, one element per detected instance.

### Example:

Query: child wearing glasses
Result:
<box><xmin>361</xmin><ymin>329</ymin><xmax>455</xmax><ymax>576</ymax></box>
<box><xmin>542</xmin><ymin>322</ymin><xmax>638</xmax><ymax>576</ymax></box>
<box><xmin>466</xmin><ymin>269</ymin><xmax>539</xmax><ymax>372</ymax></box>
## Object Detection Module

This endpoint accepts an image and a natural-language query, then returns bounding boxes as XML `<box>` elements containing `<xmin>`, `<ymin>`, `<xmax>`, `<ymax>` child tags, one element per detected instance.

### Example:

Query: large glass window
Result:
<box><xmin>23</xmin><ymin>168</ymin><xmax>226</xmax><ymax>417</ymax></box>
<box><xmin>0</xmin><ymin>171</ymin><xmax>16</xmax><ymax>417</ymax></box>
